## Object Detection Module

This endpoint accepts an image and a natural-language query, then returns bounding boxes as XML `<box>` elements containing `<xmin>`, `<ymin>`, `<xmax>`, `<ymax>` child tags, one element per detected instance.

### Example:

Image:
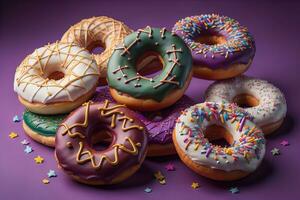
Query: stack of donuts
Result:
<box><xmin>14</xmin><ymin>14</ymin><xmax>287</xmax><ymax>184</ymax></box>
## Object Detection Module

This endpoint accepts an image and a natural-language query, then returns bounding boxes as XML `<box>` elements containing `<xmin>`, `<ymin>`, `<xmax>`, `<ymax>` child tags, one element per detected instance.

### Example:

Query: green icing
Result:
<box><xmin>107</xmin><ymin>27</ymin><xmax>192</xmax><ymax>102</ymax></box>
<box><xmin>23</xmin><ymin>110</ymin><xmax>67</xmax><ymax>137</ymax></box>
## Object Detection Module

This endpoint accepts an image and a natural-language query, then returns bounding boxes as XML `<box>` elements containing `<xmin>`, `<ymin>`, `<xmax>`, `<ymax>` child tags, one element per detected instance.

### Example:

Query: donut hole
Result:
<box><xmin>88</xmin><ymin>129</ymin><xmax>114</xmax><ymax>151</ymax></box>
<box><xmin>233</xmin><ymin>93</ymin><xmax>259</xmax><ymax>108</ymax></box>
<box><xmin>87</xmin><ymin>41</ymin><xmax>105</xmax><ymax>55</ymax></box>
<box><xmin>47</xmin><ymin>71</ymin><xmax>65</xmax><ymax>80</ymax></box>
<box><xmin>136</xmin><ymin>51</ymin><xmax>164</xmax><ymax>78</ymax></box>
<box><xmin>204</xmin><ymin>125</ymin><xmax>233</xmax><ymax>147</ymax></box>
<box><xmin>195</xmin><ymin>32</ymin><xmax>227</xmax><ymax>45</ymax></box>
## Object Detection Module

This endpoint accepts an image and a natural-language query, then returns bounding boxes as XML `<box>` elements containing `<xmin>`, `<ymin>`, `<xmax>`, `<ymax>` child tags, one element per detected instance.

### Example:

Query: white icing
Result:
<box><xmin>61</xmin><ymin>16</ymin><xmax>132</xmax><ymax>78</ymax></box>
<box><xmin>14</xmin><ymin>42</ymin><xmax>99</xmax><ymax>104</ymax></box>
<box><xmin>205</xmin><ymin>75</ymin><xmax>287</xmax><ymax>127</ymax></box>
<box><xmin>174</xmin><ymin>102</ymin><xmax>266</xmax><ymax>172</ymax></box>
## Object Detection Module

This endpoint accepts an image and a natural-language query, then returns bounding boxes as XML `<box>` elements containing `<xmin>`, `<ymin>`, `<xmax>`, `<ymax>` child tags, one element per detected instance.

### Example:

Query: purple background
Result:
<box><xmin>1</xmin><ymin>0</ymin><xmax>300</xmax><ymax>199</ymax></box>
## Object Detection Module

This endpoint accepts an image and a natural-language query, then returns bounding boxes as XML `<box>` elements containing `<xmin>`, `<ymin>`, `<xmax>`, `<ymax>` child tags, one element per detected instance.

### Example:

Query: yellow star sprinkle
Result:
<box><xmin>42</xmin><ymin>178</ymin><xmax>50</xmax><ymax>184</ymax></box>
<box><xmin>154</xmin><ymin>171</ymin><xmax>164</xmax><ymax>180</ymax></box>
<box><xmin>9</xmin><ymin>132</ymin><xmax>18</xmax><ymax>139</ymax></box>
<box><xmin>191</xmin><ymin>182</ymin><xmax>200</xmax><ymax>189</ymax></box>
<box><xmin>34</xmin><ymin>156</ymin><xmax>44</xmax><ymax>164</ymax></box>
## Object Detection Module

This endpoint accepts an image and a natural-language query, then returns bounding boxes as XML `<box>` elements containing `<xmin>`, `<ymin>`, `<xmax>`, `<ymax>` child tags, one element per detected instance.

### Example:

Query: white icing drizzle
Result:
<box><xmin>174</xmin><ymin>102</ymin><xmax>266</xmax><ymax>172</ymax></box>
<box><xmin>61</xmin><ymin>16</ymin><xmax>132</xmax><ymax>78</ymax></box>
<box><xmin>14</xmin><ymin>42</ymin><xmax>99</xmax><ymax>103</ymax></box>
<box><xmin>205</xmin><ymin>75</ymin><xmax>287</xmax><ymax>127</ymax></box>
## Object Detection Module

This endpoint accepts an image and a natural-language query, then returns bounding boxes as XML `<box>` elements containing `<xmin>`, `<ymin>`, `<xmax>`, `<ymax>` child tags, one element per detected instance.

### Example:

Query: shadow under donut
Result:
<box><xmin>266</xmin><ymin>114</ymin><xmax>295</xmax><ymax>139</ymax></box>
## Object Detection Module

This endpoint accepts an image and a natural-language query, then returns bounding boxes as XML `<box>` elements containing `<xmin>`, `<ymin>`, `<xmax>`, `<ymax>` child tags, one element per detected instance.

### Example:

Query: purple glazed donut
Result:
<box><xmin>93</xmin><ymin>86</ymin><xmax>194</xmax><ymax>156</ymax></box>
<box><xmin>172</xmin><ymin>14</ymin><xmax>255</xmax><ymax>80</ymax></box>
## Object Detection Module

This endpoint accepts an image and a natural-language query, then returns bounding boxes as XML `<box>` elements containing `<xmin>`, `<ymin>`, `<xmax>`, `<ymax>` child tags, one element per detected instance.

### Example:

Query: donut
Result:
<box><xmin>107</xmin><ymin>26</ymin><xmax>193</xmax><ymax>111</ymax></box>
<box><xmin>205</xmin><ymin>76</ymin><xmax>287</xmax><ymax>135</ymax></box>
<box><xmin>61</xmin><ymin>16</ymin><xmax>132</xmax><ymax>84</ymax></box>
<box><xmin>172</xmin><ymin>14</ymin><xmax>255</xmax><ymax>80</ymax></box>
<box><xmin>14</xmin><ymin>42</ymin><xmax>100</xmax><ymax>115</ymax></box>
<box><xmin>55</xmin><ymin>100</ymin><xmax>148</xmax><ymax>185</ymax></box>
<box><xmin>137</xmin><ymin>95</ymin><xmax>194</xmax><ymax>156</ymax></box>
<box><xmin>173</xmin><ymin>102</ymin><xmax>266</xmax><ymax>181</ymax></box>
<box><xmin>93</xmin><ymin>86</ymin><xmax>194</xmax><ymax>156</ymax></box>
<box><xmin>22</xmin><ymin>110</ymin><xmax>66</xmax><ymax>147</ymax></box>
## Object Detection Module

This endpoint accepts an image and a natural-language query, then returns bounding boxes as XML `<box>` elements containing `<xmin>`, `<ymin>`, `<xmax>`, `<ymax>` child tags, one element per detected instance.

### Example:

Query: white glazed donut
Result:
<box><xmin>205</xmin><ymin>75</ymin><xmax>287</xmax><ymax>135</ymax></box>
<box><xmin>14</xmin><ymin>42</ymin><xmax>100</xmax><ymax>114</ymax></box>
<box><xmin>173</xmin><ymin>102</ymin><xmax>266</xmax><ymax>181</ymax></box>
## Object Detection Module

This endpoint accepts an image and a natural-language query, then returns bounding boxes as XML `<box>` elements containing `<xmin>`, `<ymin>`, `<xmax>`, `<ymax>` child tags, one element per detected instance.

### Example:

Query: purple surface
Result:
<box><xmin>0</xmin><ymin>0</ymin><xmax>299</xmax><ymax>200</ymax></box>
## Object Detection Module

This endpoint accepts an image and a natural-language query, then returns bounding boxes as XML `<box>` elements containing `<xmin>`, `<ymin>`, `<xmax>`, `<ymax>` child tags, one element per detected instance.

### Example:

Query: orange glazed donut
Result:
<box><xmin>173</xmin><ymin>102</ymin><xmax>266</xmax><ymax>181</ymax></box>
<box><xmin>61</xmin><ymin>16</ymin><xmax>133</xmax><ymax>85</ymax></box>
<box><xmin>14</xmin><ymin>42</ymin><xmax>99</xmax><ymax>115</ymax></box>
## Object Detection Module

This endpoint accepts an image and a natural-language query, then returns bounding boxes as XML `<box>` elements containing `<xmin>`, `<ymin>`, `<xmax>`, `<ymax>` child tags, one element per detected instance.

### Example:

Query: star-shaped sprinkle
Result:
<box><xmin>280</xmin><ymin>140</ymin><xmax>289</xmax><ymax>146</ymax></box>
<box><xmin>154</xmin><ymin>171</ymin><xmax>166</xmax><ymax>185</ymax></box>
<box><xmin>24</xmin><ymin>145</ymin><xmax>33</xmax><ymax>154</ymax></box>
<box><xmin>165</xmin><ymin>163</ymin><xmax>175</xmax><ymax>171</ymax></box>
<box><xmin>42</xmin><ymin>179</ymin><xmax>50</xmax><ymax>184</ymax></box>
<box><xmin>229</xmin><ymin>187</ymin><xmax>239</xmax><ymax>194</ymax></box>
<box><xmin>21</xmin><ymin>139</ymin><xmax>30</xmax><ymax>145</ymax></box>
<box><xmin>271</xmin><ymin>148</ymin><xmax>280</xmax><ymax>156</ymax></box>
<box><xmin>144</xmin><ymin>187</ymin><xmax>152</xmax><ymax>193</ymax></box>
<box><xmin>191</xmin><ymin>182</ymin><xmax>200</xmax><ymax>189</ymax></box>
<box><xmin>154</xmin><ymin>171</ymin><xmax>164</xmax><ymax>180</ymax></box>
<box><xmin>47</xmin><ymin>170</ymin><xmax>57</xmax><ymax>178</ymax></box>
<box><xmin>34</xmin><ymin>156</ymin><xmax>44</xmax><ymax>164</ymax></box>
<box><xmin>13</xmin><ymin>115</ymin><xmax>20</xmax><ymax>122</ymax></box>
<box><xmin>9</xmin><ymin>132</ymin><xmax>18</xmax><ymax>139</ymax></box>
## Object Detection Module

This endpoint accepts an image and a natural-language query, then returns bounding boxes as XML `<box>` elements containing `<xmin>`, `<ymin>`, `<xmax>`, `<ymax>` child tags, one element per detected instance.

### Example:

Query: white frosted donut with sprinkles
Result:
<box><xmin>14</xmin><ymin>42</ymin><xmax>100</xmax><ymax>114</ymax></box>
<box><xmin>205</xmin><ymin>75</ymin><xmax>287</xmax><ymax>135</ymax></box>
<box><xmin>173</xmin><ymin>102</ymin><xmax>266</xmax><ymax>181</ymax></box>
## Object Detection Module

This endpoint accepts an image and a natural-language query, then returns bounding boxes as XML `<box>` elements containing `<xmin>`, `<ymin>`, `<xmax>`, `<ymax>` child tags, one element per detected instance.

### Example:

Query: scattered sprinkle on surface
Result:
<box><xmin>47</xmin><ymin>170</ymin><xmax>57</xmax><ymax>178</ymax></box>
<box><xmin>191</xmin><ymin>182</ymin><xmax>200</xmax><ymax>189</ymax></box>
<box><xmin>271</xmin><ymin>148</ymin><xmax>280</xmax><ymax>156</ymax></box>
<box><xmin>21</xmin><ymin>139</ymin><xmax>30</xmax><ymax>145</ymax></box>
<box><xmin>144</xmin><ymin>187</ymin><xmax>152</xmax><ymax>193</ymax></box>
<box><xmin>34</xmin><ymin>156</ymin><xmax>44</xmax><ymax>164</ymax></box>
<box><xmin>9</xmin><ymin>132</ymin><xmax>18</xmax><ymax>139</ymax></box>
<box><xmin>42</xmin><ymin>179</ymin><xmax>50</xmax><ymax>184</ymax></box>
<box><xmin>229</xmin><ymin>187</ymin><xmax>239</xmax><ymax>194</ymax></box>
<box><xmin>13</xmin><ymin>115</ymin><xmax>21</xmax><ymax>122</ymax></box>
<box><xmin>24</xmin><ymin>145</ymin><xmax>33</xmax><ymax>154</ymax></box>
<box><xmin>165</xmin><ymin>163</ymin><xmax>175</xmax><ymax>171</ymax></box>
<box><xmin>280</xmin><ymin>140</ymin><xmax>289</xmax><ymax>146</ymax></box>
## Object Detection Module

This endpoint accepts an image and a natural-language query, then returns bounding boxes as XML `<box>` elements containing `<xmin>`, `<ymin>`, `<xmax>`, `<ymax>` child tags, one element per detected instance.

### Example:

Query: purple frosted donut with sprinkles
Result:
<box><xmin>93</xmin><ymin>86</ymin><xmax>195</xmax><ymax>157</ymax></box>
<box><xmin>172</xmin><ymin>14</ymin><xmax>255</xmax><ymax>80</ymax></box>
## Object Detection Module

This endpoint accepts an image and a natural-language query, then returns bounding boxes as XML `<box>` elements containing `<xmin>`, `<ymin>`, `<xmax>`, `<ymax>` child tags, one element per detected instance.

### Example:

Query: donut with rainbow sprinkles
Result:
<box><xmin>173</xmin><ymin>102</ymin><xmax>265</xmax><ymax>181</ymax></box>
<box><xmin>172</xmin><ymin>14</ymin><xmax>255</xmax><ymax>80</ymax></box>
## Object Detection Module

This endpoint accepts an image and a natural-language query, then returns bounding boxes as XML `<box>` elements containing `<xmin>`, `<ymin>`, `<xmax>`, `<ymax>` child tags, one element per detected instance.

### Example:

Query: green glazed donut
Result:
<box><xmin>23</xmin><ymin>110</ymin><xmax>66</xmax><ymax>147</ymax></box>
<box><xmin>107</xmin><ymin>26</ymin><xmax>192</xmax><ymax>110</ymax></box>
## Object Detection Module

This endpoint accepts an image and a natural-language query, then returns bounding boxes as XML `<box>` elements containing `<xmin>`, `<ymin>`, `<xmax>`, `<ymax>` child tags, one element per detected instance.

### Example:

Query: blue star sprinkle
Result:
<box><xmin>47</xmin><ymin>170</ymin><xmax>57</xmax><ymax>178</ymax></box>
<box><xmin>144</xmin><ymin>187</ymin><xmax>152</xmax><ymax>193</ymax></box>
<box><xmin>24</xmin><ymin>145</ymin><xmax>33</xmax><ymax>154</ymax></box>
<box><xmin>13</xmin><ymin>115</ymin><xmax>21</xmax><ymax>123</ymax></box>
<box><xmin>229</xmin><ymin>187</ymin><xmax>239</xmax><ymax>194</ymax></box>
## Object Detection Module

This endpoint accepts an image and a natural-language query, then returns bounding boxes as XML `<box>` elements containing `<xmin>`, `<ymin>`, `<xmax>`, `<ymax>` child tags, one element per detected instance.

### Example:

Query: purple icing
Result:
<box><xmin>93</xmin><ymin>86</ymin><xmax>195</xmax><ymax>144</ymax></box>
<box><xmin>172</xmin><ymin>14</ymin><xmax>256</xmax><ymax>69</ymax></box>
